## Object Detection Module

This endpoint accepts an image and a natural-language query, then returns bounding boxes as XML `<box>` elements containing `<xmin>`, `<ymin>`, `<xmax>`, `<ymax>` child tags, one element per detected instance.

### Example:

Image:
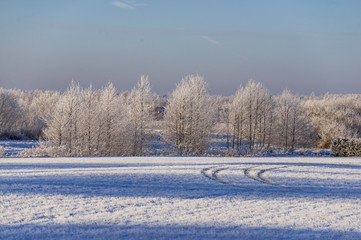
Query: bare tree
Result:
<box><xmin>229</xmin><ymin>85</ymin><xmax>245</xmax><ymax>152</ymax></box>
<box><xmin>0</xmin><ymin>89</ymin><xmax>20</xmax><ymax>136</ymax></box>
<box><xmin>98</xmin><ymin>82</ymin><xmax>121</xmax><ymax>156</ymax></box>
<box><xmin>43</xmin><ymin>81</ymin><xmax>82</xmax><ymax>155</ymax></box>
<box><xmin>78</xmin><ymin>85</ymin><xmax>100</xmax><ymax>156</ymax></box>
<box><xmin>241</xmin><ymin>80</ymin><xmax>271</xmax><ymax>152</ymax></box>
<box><xmin>218</xmin><ymin>98</ymin><xmax>231</xmax><ymax>152</ymax></box>
<box><xmin>127</xmin><ymin>75</ymin><xmax>153</xmax><ymax>156</ymax></box>
<box><xmin>164</xmin><ymin>74</ymin><xmax>215</xmax><ymax>155</ymax></box>
<box><xmin>275</xmin><ymin>90</ymin><xmax>315</xmax><ymax>151</ymax></box>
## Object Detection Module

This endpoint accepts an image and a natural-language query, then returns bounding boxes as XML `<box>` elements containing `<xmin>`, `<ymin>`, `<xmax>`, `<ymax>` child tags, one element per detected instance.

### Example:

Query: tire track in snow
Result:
<box><xmin>202</xmin><ymin>165</ymin><xmax>304</xmax><ymax>192</ymax></box>
<box><xmin>247</xmin><ymin>166</ymin><xmax>305</xmax><ymax>192</ymax></box>
<box><xmin>202</xmin><ymin>164</ymin><xmax>361</xmax><ymax>200</ymax></box>
<box><xmin>253</xmin><ymin>165</ymin><xmax>361</xmax><ymax>198</ymax></box>
<box><xmin>201</xmin><ymin>166</ymin><xmax>219</xmax><ymax>181</ymax></box>
<box><xmin>201</xmin><ymin>165</ymin><xmax>255</xmax><ymax>190</ymax></box>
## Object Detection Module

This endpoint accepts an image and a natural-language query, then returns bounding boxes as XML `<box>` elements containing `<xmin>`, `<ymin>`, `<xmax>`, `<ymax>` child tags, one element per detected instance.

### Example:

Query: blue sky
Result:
<box><xmin>0</xmin><ymin>0</ymin><xmax>360</xmax><ymax>95</ymax></box>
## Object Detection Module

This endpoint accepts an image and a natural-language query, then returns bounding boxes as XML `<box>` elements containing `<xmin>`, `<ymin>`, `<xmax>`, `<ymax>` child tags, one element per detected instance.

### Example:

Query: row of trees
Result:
<box><xmin>42</xmin><ymin>77</ymin><xmax>153</xmax><ymax>156</ymax></box>
<box><xmin>303</xmin><ymin>94</ymin><xmax>361</xmax><ymax>148</ymax></box>
<box><xmin>0</xmin><ymin>88</ymin><xmax>50</xmax><ymax>139</ymax></box>
<box><xmin>1</xmin><ymin>75</ymin><xmax>361</xmax><ymax>156</ymax></box>
<box><xmin>218</xmin><ymin>81</ymin><xmax>315</xmax><ymax>155</ymax></box>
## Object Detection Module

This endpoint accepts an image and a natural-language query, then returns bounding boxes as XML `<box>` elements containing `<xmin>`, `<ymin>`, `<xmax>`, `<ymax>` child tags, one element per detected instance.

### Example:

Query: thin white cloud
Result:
<box><xmin>112</xmin><ymin>0</ymin><xmax>147</xmax><ymax>9</ymax></box>
<box><xmin>126</xmin><ymin>0</ymin><xmax>148</xmax><ymax>7</ymax></box>
<box><xmin>133</xmin><ymin>3</ymin><xmax>148</xmax><ymax>7</ymax></box>
<box><xmin>201</xmin><ymin>35</ymin><xmax>220</xmax><ymax>46</ymax></box>
<box><xmin>112</xmin><ymin>1</ymin><xmax>133</xmax><ymax>9</ymax></box>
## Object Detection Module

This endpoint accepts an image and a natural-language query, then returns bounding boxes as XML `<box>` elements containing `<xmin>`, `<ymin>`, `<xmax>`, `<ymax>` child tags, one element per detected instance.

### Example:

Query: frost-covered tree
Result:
<box><xmin>304</xmin><ymin>94</ymin><xmax>361</xmax><ymax>148</ymax></box>
<box><xmin>126</xmin><ymin>75</ymin><xmax>153</xmax><ymax>156</ymax></box>
<box><xmin>97</xmin><ymin>82</ymin><xmax>122</xmax><ymax>156</ymax></box>
<box><xmin>229</xmin><ymin>85</ymin><xmax>245</xmax><ymax>151</ymax></box>
<box><xmin>19</xmin><ymin>90</ymin><xmax>46</xmax><ymax>138</ymax></box>
<box><xmin>217</xmin><ymin>97</ymin><xmax>232</xmax><ymax>152</ymax></box>
<box><xmin>43</xmin><ymin>81</ymin><xmax>82</xmax><ymax>155</ymax></box>
<box><xmin>0</xmin><ymin>89</ymin><xmax>20</xmax><ymax>137</ymax></box>
<box><xmin>78</xmin><ymin>85</ymin><xmax>100</xmax><ymax>156</ymax></box>
<box><xmin>226</xmin><ymin>80</ymin><xmax>274</xmax><ymax>154</ymax></box>
<box><xmin>241</xmin><ymin>80</ymin><xmax>272</xmax><ymax>152</ymax></box>
<box><xmin>32</xmin><ymin>90</ymin><xmax>61</xmax><ymax>135</ymax></box>
<box><xmin>275</xmin><ymin>90</ymin><xmax>315</xmax><ymax>151</ymax></box>
<box><xmin>164</xmin><ymin>74</ymin><xmax>215</xmax><ymax>155</ymax></box>
<box><xmin>263</xmin><ymin>95</ymin><xmax>276</xmax><ymax>149</ymax></box>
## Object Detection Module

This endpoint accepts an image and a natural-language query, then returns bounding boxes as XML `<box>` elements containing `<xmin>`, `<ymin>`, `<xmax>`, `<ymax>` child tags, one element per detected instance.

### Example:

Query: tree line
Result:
<box><xmin>1</xmin><ymin>75</ymin><xmax>361</xmax><ymax>156</ymax></box>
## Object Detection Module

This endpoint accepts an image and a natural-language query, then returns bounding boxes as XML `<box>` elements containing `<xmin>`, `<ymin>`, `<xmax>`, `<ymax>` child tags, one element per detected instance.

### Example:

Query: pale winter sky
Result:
<box><xmin>0</xmin><ymin>0</ymin><xmax>360</xmax><ymax>95</ymax></box>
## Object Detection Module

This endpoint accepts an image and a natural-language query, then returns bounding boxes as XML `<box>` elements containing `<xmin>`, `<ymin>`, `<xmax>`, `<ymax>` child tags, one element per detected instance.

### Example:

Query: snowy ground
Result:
<box><xmin>0</xmin><ymin>156</ymin><xmax>361</xmax><ymax>239</ymax></box>
<box><xmin>0</xmin><ymin>140</ymin><xmax>38</xmax><ymax>157</ymax></box>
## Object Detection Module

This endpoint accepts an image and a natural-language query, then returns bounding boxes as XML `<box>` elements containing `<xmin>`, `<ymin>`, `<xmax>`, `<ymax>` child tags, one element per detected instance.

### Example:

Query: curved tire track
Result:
<box><xmin>201</xmin><ymin>165</ymin><xmax>255</xmax><ymax>190</ymax></box>
<box><xmin>202</xmin><ymin>164</ymin><xmax>361</xmax><ymax>200</ymax></box>
<box><xmin>253</xmin><ymin>166</ymin><xmax>304</xmax><ymax>191</ymax></box>
<box><xmin>202</xmin><ymin>164</ymin><xmax>304</xmax><ymax>192</ymax></box>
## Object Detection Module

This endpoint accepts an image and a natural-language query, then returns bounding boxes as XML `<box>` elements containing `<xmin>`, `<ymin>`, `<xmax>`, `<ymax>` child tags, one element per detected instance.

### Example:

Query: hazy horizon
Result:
<box><xmin>1</xmin><ymin>0</ymin><xmax>360</xmax><ymax>96</ymax></box>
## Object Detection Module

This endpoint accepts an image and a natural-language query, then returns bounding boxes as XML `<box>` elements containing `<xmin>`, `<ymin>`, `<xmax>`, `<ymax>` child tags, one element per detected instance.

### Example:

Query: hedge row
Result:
<box><xmin>331</xmin><ymin>138</ymin><xmax>361</xmax><ymax>157</ymax></box>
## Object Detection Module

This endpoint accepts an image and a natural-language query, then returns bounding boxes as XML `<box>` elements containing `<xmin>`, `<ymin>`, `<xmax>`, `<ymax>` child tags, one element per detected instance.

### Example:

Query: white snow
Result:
<box><xmin>0</xmin><ymin>140</ymin><xmax>38</xmax><ymax>157</ymax></box>
<box><xmin>0</xmin><ymin>156</ymin><xmax>360</xmax><ymax>239</ymax></box>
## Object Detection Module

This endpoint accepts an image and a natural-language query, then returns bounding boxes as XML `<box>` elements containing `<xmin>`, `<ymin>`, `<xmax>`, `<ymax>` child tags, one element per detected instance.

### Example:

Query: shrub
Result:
<box><xmin>332</xmin><ymin>138</ymin><xmax>361</xmax><ymax>157</ymax></box>
<box><xmin>0</xmin><ymin>146</ymin><xmax>4</xmax><ymax>157</ymax></box>
<box><xmin>17</xmin><ymin>142</ymin><xmax>68</xmax><ymax>157</ymax></box>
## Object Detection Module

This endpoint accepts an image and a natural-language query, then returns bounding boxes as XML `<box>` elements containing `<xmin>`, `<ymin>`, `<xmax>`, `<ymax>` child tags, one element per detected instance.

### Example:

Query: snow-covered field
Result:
<box><xmin>0</xmin><ymin>156</ymin><xmax>361</xmax><ymax>239</ymax></box>
<box><xmin>0</xmin><ymin>140</ymin><xmax>38</xmax><ymax>157</ymax></box>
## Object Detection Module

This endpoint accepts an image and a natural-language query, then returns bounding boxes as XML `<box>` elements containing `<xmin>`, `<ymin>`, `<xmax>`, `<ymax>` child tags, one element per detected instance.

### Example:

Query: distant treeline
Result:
<box><xmin>1</xmin><ymin>75</ymin><xmax>361</xmax><ymax>156</ymax></box>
